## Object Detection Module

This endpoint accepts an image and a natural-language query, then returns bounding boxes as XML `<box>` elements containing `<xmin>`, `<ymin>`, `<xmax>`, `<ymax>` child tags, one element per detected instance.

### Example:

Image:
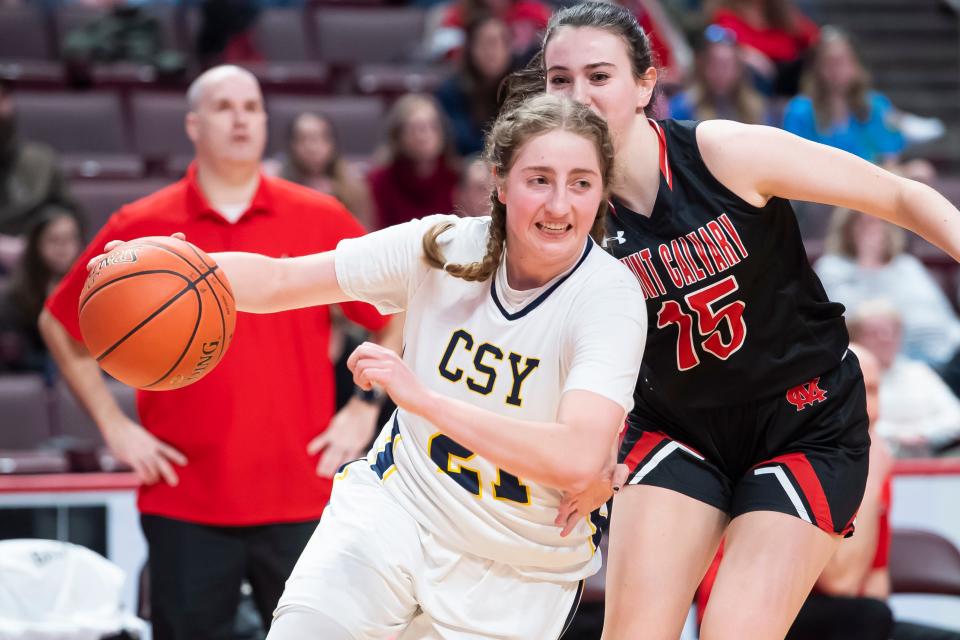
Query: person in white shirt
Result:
<box><xmin>848</xmin><ymin>299</ymin><xmax>960</xmax><ymax>456</ymax></box>
<box><xmin>94</xmin><ymin>94</ymin><xmax>646</xmax><ymax>639</ymax></box>
<box><xmin>815</xmin><ymin>207</ymin><xmax>960</xmax><ymax>367</ymax></box>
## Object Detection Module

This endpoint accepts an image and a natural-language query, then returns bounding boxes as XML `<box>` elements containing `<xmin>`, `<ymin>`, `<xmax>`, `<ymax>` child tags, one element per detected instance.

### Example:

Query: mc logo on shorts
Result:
<box><xmin>786</xmin><ymin>377</ymin><xmax>827</xmax><ymax>411</ymax></box>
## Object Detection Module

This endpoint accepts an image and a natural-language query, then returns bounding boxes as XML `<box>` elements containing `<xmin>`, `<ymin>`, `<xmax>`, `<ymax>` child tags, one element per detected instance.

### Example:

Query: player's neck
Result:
<box><xmin>610</xmin><ymin>119</ymin><xmax>661</xmax><ymax>217</ymax></box>
<box><xmin>195</xmin><ymin>160</ymin><xmax>261</xmax><ymax>211</ymax></box>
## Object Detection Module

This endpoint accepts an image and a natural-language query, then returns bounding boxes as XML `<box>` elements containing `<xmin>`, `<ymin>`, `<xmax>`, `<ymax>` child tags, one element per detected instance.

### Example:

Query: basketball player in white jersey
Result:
<box><xmin>96</xmin><ymin>95</ymin><xmax>646</xmax><ymax>639</ymax></box>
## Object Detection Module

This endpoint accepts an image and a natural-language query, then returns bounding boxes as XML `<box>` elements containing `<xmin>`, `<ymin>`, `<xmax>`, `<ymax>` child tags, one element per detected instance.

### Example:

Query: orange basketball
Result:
<box><xmin>79</xmin><ymin>236</ymin><xmax>236</xmax><ymax>391</ymax></box>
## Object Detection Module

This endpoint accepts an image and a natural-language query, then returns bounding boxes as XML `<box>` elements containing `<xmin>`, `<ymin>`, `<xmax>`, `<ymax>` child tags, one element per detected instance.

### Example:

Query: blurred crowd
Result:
<box><xmin>0</xmin><ymin>0</ymin><xmax>957</xmax><ymax>464</ymax></box>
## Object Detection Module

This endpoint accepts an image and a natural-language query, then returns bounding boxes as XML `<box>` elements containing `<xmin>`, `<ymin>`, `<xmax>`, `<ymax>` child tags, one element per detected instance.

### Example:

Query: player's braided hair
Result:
<box><xmin>500</xmin><ymin>2</ymin><xmax>659</xmax><ymax>113</ymax></box>
<box><xmin>422</xmin><ymin>94</ymin><xmax>614</xmax><ymax>282</ymax></box>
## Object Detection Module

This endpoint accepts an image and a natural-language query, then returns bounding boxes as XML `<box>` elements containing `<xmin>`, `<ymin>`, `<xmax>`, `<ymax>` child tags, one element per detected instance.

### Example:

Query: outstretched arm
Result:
<box><xmin>91</xmin><ymin>235</ymin><xmax>354</xmax><ymax>314</ymax></box>
<box><xmin>698</xmin><ymin>120</ymin><xmax>960</xmax><ymax>262</ymax></box>
<box><xmin>211</xmin><ymin>250</ymin><xmax>351</xmax><ymax>313</ymax></box>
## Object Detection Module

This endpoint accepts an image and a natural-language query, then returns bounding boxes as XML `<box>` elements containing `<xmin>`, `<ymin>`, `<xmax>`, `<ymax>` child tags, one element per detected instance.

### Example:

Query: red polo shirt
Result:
<box><xmin>46</xmin><ymin>164</ymin><xmax>388</xmax><ymax>525</ymax></box>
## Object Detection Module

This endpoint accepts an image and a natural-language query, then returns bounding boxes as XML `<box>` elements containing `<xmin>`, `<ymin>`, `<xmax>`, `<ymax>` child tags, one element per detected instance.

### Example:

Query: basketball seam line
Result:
<box><xmin>80</xmin><ymin>269</ymin><xmax>188</xmax><ymax>315</ymax></box>
<box><xmin>95</xmin><ymin>267</ymin><xmax>216</xmax><ymax>365</ymax></box>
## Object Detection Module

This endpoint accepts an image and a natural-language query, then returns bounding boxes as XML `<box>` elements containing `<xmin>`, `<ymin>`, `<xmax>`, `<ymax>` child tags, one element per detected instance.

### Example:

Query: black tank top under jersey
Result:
<box><xmin>603</xmin><ymin>119</ymin><xmax>848</xmax><ymax>409</ymax></box>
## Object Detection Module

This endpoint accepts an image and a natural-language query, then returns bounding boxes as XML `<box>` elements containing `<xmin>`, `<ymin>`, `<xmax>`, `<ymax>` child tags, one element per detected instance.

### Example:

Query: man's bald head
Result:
<box><xmin>184</xmin><ymin>65</ymin><xmax>267</xmax><ymax>171</ymax></box>
<box><xmin>186</xmin><ymin>65</ymin><xmax>261</xmax><ymax>112</ymax></box>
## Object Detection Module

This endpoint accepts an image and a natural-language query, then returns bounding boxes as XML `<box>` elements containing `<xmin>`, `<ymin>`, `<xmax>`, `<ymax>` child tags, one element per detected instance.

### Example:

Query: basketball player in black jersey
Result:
<box><xmin>505</xmin><ymin>3</ymin><xmax>960</xmax><ymax>639</ymax></box>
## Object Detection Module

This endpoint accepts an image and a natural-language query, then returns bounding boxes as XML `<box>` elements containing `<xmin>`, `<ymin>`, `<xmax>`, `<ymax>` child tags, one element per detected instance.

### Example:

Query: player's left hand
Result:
<box><xmin>307</xmin><ymin>397</ymin><xmax>381</xmax><ymax>478</ymax></box>
<box><xmin>348</xmin><ymin>341</ymin><xmax>431</xmax><ymax>415</ymax></box>
<box><xmin>554</xmin><ymin>463</ymin><xmax>630</xmax><ymax>537</ymax></box>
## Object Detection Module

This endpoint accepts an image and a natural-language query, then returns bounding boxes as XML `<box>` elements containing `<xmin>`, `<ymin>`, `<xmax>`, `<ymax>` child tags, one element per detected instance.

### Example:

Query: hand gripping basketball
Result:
<box><xmin>79</xmin><ymin>234</ymin><xmax>236</xmax><ymax>390</ymax></box>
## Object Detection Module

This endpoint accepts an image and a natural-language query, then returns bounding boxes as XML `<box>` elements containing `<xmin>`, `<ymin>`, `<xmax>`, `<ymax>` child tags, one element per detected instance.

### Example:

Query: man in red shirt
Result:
<box><xmin>39</xmin><ymin>65</ymin><xmax>392</xmax><ymax>640</ymax></box>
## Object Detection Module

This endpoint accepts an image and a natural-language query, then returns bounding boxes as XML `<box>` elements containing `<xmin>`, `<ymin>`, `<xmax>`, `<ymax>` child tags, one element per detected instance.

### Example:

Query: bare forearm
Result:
<box><xmin>211</xmin><ymin>250</ymin><xmax>348</xmax><ymax>314</ymax></box>
<box><xmin>38</xmin><ymin>309</ymin><xmax>127</xmax><ymax>436</ymax></box>
<box><xmin>414</xmin><ymin>391</ymin><xmax>613</xmax><ymax>492</ymax></box>
<box><xmin>892</xmin><ymin>180</ymin><xmax>960</xmax><ymax>262</ymax></box>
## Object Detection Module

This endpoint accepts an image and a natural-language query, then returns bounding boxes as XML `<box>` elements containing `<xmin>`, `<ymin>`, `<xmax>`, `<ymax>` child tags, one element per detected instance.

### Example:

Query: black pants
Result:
<box><xmin>141</xmin><ymin>514</ymin><xmax>319</xmax><ymax>640</ymax></box>
<box><xmin>787</xmin><ymin>594</ymin><xmax>893</xmax><ymax>640</ymax></box>
<box><xmin>787</xmin><ymin>594</ymin><xmax>960</xmax><ymax>640</ymax></box>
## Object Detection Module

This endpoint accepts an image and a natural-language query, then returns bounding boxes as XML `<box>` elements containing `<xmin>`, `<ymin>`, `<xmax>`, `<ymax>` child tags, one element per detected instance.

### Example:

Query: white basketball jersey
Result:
<box><xmin>336</xmin><ymin>215</ymin><xmax>646</xmax><ymax>580</ymax></box>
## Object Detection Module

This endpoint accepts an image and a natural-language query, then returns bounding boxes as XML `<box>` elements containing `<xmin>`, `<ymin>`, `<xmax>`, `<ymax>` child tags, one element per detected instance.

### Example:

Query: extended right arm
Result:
<box><xmin>210</xmin><ymin>250</ymin><xmax>350</xmax><ymax>314</ymax></box>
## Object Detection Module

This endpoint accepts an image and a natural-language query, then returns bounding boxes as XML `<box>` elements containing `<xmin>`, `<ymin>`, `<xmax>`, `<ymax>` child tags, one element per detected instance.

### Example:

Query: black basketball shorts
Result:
<box><xmin>618</xmin><ymin>351</ymin><xmax>870</xmax><ymax>536</ymax></box>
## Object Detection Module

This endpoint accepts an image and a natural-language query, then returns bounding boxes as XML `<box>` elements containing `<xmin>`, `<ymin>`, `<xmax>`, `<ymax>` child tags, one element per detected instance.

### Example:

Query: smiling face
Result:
<box><xmin>544</xmin><ymin>26</ymin><xmax>653</xmax><ymax>147</ymax></box>
<box><xmin>498</xmin><ymin>128</ymin><xmax>604</xmax><ymax>287</ymax></box>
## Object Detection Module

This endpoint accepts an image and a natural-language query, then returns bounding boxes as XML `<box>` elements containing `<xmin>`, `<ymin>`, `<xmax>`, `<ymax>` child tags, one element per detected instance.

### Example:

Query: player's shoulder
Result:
<box><xmin>577</xmin><ymin>241</ymin><xmax>645</xmax><ymax>299</ymax></box>
<box><xmin>427</xmin><ymin>214</ymin><xmax>491</xmax><ymax>265</ymax></box>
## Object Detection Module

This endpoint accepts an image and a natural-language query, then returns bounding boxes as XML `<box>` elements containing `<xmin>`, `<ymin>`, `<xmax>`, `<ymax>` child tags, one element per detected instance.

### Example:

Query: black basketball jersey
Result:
<box><xmin>604</xmin><ymin>119</ymin><xmax>847</xmax><ymax>409</ymax></box>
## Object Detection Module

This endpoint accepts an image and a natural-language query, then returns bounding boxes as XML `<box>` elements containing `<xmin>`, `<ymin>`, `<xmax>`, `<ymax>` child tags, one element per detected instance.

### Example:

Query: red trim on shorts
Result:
<box><xmin>770</xmin><ymin>452</ymin><xmax>834</xmax><ymax>533</ymax></box>
<box><xmin>840</xmin><ymin>511</ymin><xmax>857</xmax><ymax>537</ymax></box>
<box><xmin>623</xmin><ymin>431</ymin><xmax>668</xmax><ymax>472</ymax></box>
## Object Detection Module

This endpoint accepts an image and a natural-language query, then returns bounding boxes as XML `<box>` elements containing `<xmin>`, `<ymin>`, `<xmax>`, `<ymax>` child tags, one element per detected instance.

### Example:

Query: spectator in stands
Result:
<box><xmin>710</xmin><ymin>0</ymin><xmax>819</xmax><ymax>95</ymax></box>
<box><xmin>848</xmin><ymin>300</ymin><xmax>960</xmax><ymax>458</ymax></box>
<box><xmin>39</xmin><ymin>65</ymin><xmax>395</xmax><ymax>640</ymax></box>
<box><xmin>196</xmin><ymin>0</ymin><xmax>263</xmax><ymax>67</ymax></box>
<box><xmin>280</xmin><ymin>112</ymin><xmax>375</xmax><ymax>229</ymax></box>
<box><xmin>783</xmin><ymin>27</ymin><xmax>936</xmax><ymax>183</ymax></box>
<box><xmin>0</xmin><ymin>80</ymin><xmax>82</xmax><ymax>272</ymax></box>
<box><xmin>62</xmin><ymin>0</ymin><xmax>185</xmax><ymax>84</ymax></box>
<box><xmin>616</xmin><ymin>0</ymin><xmax>694</xmax><ymax>85</ymax></box>
<box><xmin>425</xmin><ymin>0</ymin><xmax>551</xmax><ymax>61</ymax></box>
<box><xmin>436</xmin><ymin>14</ymin><xmax>514</xmax><ymax>156</ymax></box>
<box><xmin>668</xmin><ymin>24</ymin><xmax>772</xmax><ymax>123</ymax></box>
<box><xmin>368</xmin><ymin>94</ymin><xmax>460</xmax><ymax>229</ymax></box>
<box><xmin>454</xmin><ymin>155</ymin><xmax>494</xmax><ymax>217</ymax></box>
<box><xmin>0</xmin><ymin>208</ymin><xmax>82</xmax><ymax>378</ymax></box>
<box><xmin>815</xmin><ymin>207</ymin><xmax>960</xmax><ymax>370</ymax></box>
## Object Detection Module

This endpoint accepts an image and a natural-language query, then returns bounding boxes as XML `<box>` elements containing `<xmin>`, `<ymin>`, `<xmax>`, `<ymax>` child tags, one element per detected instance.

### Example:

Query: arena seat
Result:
<box><xmin>60</xmin><ymin>154</ymin><xmax>145</xmax><ymax>180</ymax></box>
<box><xmin>0</xmin><ymin>449</ymin><xmax>68</xmax><ymax>474</ymax></box>
<box><xmin>266</xmin><ymin>94</ymin><xmax>385</xmax><ymax>157</ymax></box>
<box><xmin>0</xmin><ymin>374</ymin><xmax>53</xmax><ymax>450</ymax></box>
<box><xmin>70</xmin><ymin>179</ymin><xmax>172</xmax><ymax>233</ymax></box>
<box><xmin>53</xmin><ymin>4</ymin><xmax>181</xmax><ymax>56</ymax></box>
<box><xmin>254</xmin><ymin>9</ymin><xmax>313</xmax><ymax>62</ymax></box>
<box><xmin>354</xmin><ymin>63</ymin><xmax>446</xmax><ymax>98</ymax></box>
<box><xmin>890</xmin><ymin>528</ymin><xmax>960</xmax><ymax>596</ymax></box>
<box><xmin>314</xmin><ymin>8</ymin><xmax>426</xmax><ymax>65</ymax></box>
<box><xmin>14</xmin><ymin>91</ymin><xmax>130</xmax><ymax>154</ymax></box>
<box><xmin>0</xmin><ymin>6</ymin><xmax>53</xmax><ymax>62</ymax></box>
<box><xmin>129</xmin><ymin>90</ymin><xmax>192</xmax><ymax>164</ymax></box>
<box><xmin>51</xmin><ymin>379</ymin><xmax>136</xmax><ymax>448</ymax></box>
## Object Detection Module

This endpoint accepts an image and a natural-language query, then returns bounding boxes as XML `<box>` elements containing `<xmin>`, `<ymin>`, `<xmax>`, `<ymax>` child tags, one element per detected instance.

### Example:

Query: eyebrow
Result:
<box><xmin>523</xmin><ymin>165</ymin><xmax>600</xmax><ymax>176</ymax></box>
<box><xmin>546</xmin><ymin>62</ymin><xmax>616</xmax><ymax>73</ymax></box>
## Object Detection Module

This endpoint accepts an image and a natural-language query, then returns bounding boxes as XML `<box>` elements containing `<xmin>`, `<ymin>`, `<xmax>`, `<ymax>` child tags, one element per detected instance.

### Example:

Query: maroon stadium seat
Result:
<box><xmin>60</xmin><ymin>154</ymin><xmax>145</xmax><ymax>180</ymax></box>
<box><xmin>890</xmin><ymin>528</ymin><xmax>960</xmax><ymax>596</ymax></box>
<box><xmin>0</xmin><ymin>374</ymin><xmax>53</xmax><ymax>450</ymax></box>
<box><xmin>0</xmin><ymin>7</ymin><xmax>61</xmax><ymax>84</ymax></box>
<box><xmin>53</xmin><ymin>5</ymin><xmax>180</xmax><ymax>55</ymax></box>
<box><xmin>70</xmin><ymin>179</ymin><xmax>171</xmax><ymax>233</ymax></box>
<box><xmin>51</xmin><ymin>378</ymin><xmax>137</xmax><ymax>448</ymax></box>
<box><xmin>254</xmin><ymin>9</ymin><xmax>312</xmax><ymax>61</ymax></box>
<box><xmin>14</xmin><ymin>91</ymin><xmax>129</xmax><ymax>153</ymax></box>
<box><xmin>314</xmin><ymin>8</ymin><xmax>425</xmax><ymax>65</ymax></box>
<box><xmin>129</xmin><ymin>90</ymin><xmax>192</xmax><ymax>163</ymax></box>
<box><xmin>354</xmin><ymin>63</ymin><xmax>446</xmax><ymax>97</ymax></box>
<box><xmin>0</xmin><ymin>6</ymin><xmax>53</xmax><ymax>61</ymax></box>
<box><xmin>0</xmin><ymin>449</ymin><xmax>69</xmax><ymax>474</ymax></box>
<box><xmin>267</xmin><ymin>94</ymin><xmax>385</xmax><ymax>157</ymax></box>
